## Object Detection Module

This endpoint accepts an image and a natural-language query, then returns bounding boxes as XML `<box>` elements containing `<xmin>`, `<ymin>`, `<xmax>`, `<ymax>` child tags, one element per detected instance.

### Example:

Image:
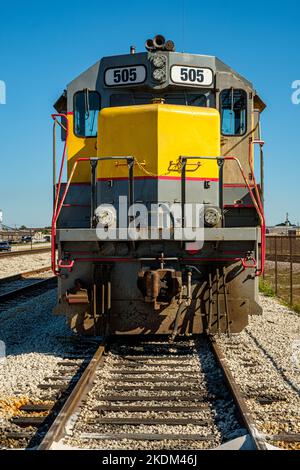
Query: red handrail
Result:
<box><xmin>248</xmin><ymin>139</ymin><xmax>266</xmax><ymax>276</ymax></box>
<box><xmin>52</xmin><ymin>153</ymin><xmax>265</xmax><ymax>276</ymax></box>
<box><xmin>52</xmin><ymin>114</ymin><xmax>69</xmax><ymax>215</ymax></box>
<box><xmin>224</xmin><ymin>155</ymin><xmax>265</xmax><ymax>276</ymax></box>
<box><xmin>51</xmin><ymin>114</ymin><xmax>69</xmax><ymax>273</ymax></box>
<box><xmin>52</xmin><ymin>157</ymin><xmax>89</xmax><ymax>274</ymax></box>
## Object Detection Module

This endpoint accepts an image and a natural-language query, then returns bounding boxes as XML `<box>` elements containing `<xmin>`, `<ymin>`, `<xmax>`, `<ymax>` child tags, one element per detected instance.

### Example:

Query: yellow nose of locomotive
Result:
<box><xmin>97</xmin><ymin>103</ymin><xmax>220</xmax><ymax>180</ymax></box>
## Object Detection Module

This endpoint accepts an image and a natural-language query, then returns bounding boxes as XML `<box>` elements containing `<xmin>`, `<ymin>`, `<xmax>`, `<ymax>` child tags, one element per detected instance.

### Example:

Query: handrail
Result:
<box><xmin>52</xmin><ymin>157</ymin><xmax>89</xmax><ymax>273</ymax></box>
<box><xmin>219</xmin><ymin>156</ymin><xmax>265</xmax><ymax>276</ymax></box>
<box><xmin>51</xmin><ymin>156</ymin><xmax>134</xmax><ymax>274</ymax></box>
<box><xmin>51</xmin><ymin>113</ymin><xmax>69</xmax><ymax>274</ymax></box>
<box><xmin>52</xmin><ymin>150</ymin><xmax>265</xmax><ymax>276</ymax></box>
<box><xmin>52</xmin><ymin>114</ymin><xmax>69</xmax><ymax>215</ymax></box>
<box><xmin>180</xmin><ymin>155</ymin><xmax>266</xmax><ymax>276</ymax></box>
<box><xmin>248</xmin><ymin>139</ymin><xmax>266</xmax><ymax>275</ymax></box>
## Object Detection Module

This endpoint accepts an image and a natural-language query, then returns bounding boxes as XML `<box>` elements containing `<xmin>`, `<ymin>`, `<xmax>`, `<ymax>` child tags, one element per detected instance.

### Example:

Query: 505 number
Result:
<box><xmin>113</xmin><ymin>68</ymin><xmax>137</xmax><ymax>83</ymax></box>
<box><xmin>180</xmin><ymin>67</ymin><xmax>204</xmax><ymax>83</ymax></box>
<box><xmin>171</xmin><ymin>65</ymin><xmax>213</xmax><ymax>86</ymax></box>
<box><xmin>105</xmin><ymin>65</ymin><xmax>146</xmax><ymax>86</ymax></box>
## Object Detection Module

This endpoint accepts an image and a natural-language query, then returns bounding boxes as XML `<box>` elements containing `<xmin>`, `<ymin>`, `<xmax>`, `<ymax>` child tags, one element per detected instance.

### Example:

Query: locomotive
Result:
<box><xmin>52</xmin><ymin>35</ymin><xmax>266</xmax><ymax>337</ymax></box>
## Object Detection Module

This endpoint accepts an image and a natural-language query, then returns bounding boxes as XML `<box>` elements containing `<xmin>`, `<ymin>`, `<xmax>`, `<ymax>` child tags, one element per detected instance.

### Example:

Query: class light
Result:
<box><xmin>204</xmin><ymin>207</ymin><xmax>221</xmax><ymax>227</ymax></box>
<box><xmin>95</xmin><ymin>207</ymin><xmax>116</xmax><ymax>228</ymax></box>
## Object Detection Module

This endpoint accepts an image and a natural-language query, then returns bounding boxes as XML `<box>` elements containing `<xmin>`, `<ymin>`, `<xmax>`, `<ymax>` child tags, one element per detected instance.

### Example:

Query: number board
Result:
<box><xmin>170</xmin><ymin>65</ymin><xmax>214</xmax><ymax>86</ymax></box>
<box><xmin>104</xmin><ymin>65</ymin><xmax>147</xmax><ymax>86</ymax></box>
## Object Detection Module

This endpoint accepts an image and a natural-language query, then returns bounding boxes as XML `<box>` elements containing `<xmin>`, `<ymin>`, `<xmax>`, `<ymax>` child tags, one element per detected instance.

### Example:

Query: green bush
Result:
<box><xmin>259</xmin><ymin>279</ymin><xmax>275</xmax><ymax>297</ymax></box>
<box><xmin>293</xmin><ymin>303</ymin><xmax>300</xmax><ymax>314</ymax></box>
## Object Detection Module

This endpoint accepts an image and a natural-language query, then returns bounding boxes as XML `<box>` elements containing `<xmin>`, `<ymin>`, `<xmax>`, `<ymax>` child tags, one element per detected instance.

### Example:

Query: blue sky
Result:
<box><xmin>0</xmin><ymin>0</ymin><xmax>299</xmax><ymax>227</ymax></box>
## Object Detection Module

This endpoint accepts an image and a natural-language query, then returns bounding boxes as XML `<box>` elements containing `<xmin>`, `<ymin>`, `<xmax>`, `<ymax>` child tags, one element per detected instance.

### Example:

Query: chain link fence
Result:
<box><xmin>264</xmin><ymin>235</ymin><xmax>300</xmax><ymax>310</ymax></box>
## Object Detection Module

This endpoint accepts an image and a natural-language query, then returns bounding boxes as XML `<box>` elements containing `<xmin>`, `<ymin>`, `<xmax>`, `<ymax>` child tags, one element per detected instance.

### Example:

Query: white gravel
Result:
<box><xmin>63</xmin><ymin>340</ymin><xmax>243</xmax><ymax>450</ymax></box>
<box><xmin>1</xmin><ymin>290</ymin><xmax>299</xmax><ymax>450</ymax></box>
<box><xmin>216</xmin><ymin>294</ymin><xmax>300</xmax><ymax>450</ymax></box>
<box><xmin>0</xmin><ymin>289</ymin><xmax>72</xmax><ymax>438</ymax></box>
<box><xmin>10</xmin><ymin>243</ymin><xmax>51</xmax><ymax>253</ymax></box>
<box><xmin>0</xmin><ymin>252</ymin><xmax>51</xmax><ymax>278</ymax></box>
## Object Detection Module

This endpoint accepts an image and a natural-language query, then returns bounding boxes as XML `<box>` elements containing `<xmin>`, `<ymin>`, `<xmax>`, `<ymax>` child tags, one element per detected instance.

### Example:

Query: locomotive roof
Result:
<box><xmin>54</xmin><ymin>50</ymin><xmax>266</xmax><ymax>113</ymax></box>
<box><xmin>67</xmin><ymin>51</ymin><xmax>253</xmax><ymax>89</ymax></box>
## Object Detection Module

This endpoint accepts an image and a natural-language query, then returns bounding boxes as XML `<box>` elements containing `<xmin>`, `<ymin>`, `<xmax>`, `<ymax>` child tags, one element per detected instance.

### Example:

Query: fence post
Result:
<box><xmin>289</xmin><ymin>235</ymin><xmax>293</xmax><ymax>305</ymax></box>
<box><xmin>275</xmin><ymin>237</ymin><xmax>278</xmax><ymax>295</ymax></box>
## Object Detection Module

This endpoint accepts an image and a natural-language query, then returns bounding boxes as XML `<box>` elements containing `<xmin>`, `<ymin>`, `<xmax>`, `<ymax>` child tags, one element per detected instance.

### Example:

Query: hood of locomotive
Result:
<box><xmin>66</xmin><ymin>102</ymin><xmax>221</xmax><ymax>234</ymax></box>
<box><xmin>96</xmin><ymin>102</ymin><xmax>220</xmax><ymax>180</ymax></box>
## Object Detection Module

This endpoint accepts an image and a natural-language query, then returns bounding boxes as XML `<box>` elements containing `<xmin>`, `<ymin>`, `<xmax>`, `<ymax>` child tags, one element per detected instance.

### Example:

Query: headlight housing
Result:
<box><xmin>152</xmin><ymin>68</ymin><xmax>166</xmax><ymax>82</ymax></box>
<box><xmin>95</xmin><ymin>206</ymin><xmax>116</xmax><ymax>228</ymax></box>
<box><xmin>204</xmin><ymin>207</ymin><xmax>221</xmax><ymax>227</ymax></box>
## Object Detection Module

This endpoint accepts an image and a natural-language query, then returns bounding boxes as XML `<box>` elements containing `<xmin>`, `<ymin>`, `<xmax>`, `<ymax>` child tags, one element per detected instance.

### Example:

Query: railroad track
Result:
<box><xmin>217</xmin><ymin>333</ymin><xmax>300</xmax><ymax>450</ymax></box>
<box><xmin>7</xmin><ymin>337</ymin><xmax>268</xmax><ymax>450</ymax></box>
<box><xmin>0</xmin><ymin>267</ymin><xmax>56</xmax><ymax>311</ymax></box>
<box><xmin>4</xmin><ymin>336</ymin><xmax>298</xmax><ymax>450</ymax></box>
<box><xmin>2</xmin><ymin>338</ymin><xmax>101</xmax><ymax>449</ymax></box>
<box><xmin>266</xmin><ymin>253</ymin><xmax>300</xmax><ymax>264</ymax></box>
<box><xmin>0</xmin><ymin>247</ymin><xmax>51</xmax><ymax>259</ymax></box>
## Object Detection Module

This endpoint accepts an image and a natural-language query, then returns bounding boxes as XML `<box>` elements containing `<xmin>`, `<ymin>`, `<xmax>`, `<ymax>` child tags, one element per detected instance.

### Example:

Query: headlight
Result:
<box><xmin>204</xmin><ymin>207</ymin><xmax>221</xmax><ymax>227</ymax></box>
<box><xmin>152</xmin><ymin>55</ymin><xmax>166</xmax><ymax>68</ymax></box>
<box><xmin>95</xmin><ymin>206</ymin><xmax>116</xmax><ymax>227</ymax></box>
<box><xmin>153</xmin><ymin>68</ymin><xmax>166</xmax><ymax>82</ymax></box>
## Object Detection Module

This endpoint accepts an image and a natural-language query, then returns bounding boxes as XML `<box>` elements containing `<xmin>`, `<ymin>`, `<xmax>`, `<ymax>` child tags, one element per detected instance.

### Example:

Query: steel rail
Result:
<box><xmin>0</xmin><ymin>276</ymin><xmax>57</xmax><ymax>304</ymax></box>
<box><xmin>38</xmin><ymin>342</ymin><xmax>106</xmax><ymax>450</ymax></box>
<box><xmin>37</xmin><ymin>338</ymin><xmax>269</xmax><ymax>451</ymax></box>
<box><xmin>210</xmin><ymin>340</ymin><xmax>268</xmax><ymax>450</ymax></box>
<box><xmin>266</xmin><ymin>253</ymin><xmax>300</xmax><ymax>264</ymax></box>
<box><xmin>0</xmin><ymin>247</ymin><xmax>51</xmax><ymax>259</ymax></box>
<box><xmin>0</xmin><ymin>266</ymin><xmax>52</xmax><ymax>285</ymax></box>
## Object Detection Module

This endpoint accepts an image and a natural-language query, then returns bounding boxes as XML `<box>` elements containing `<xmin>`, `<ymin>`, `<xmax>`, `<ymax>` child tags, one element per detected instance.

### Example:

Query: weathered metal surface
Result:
<box><xmin>0</xmin><ymin>277</ymin><xmax>56</xmax><ymax>304</ymax></box>
<box><xmin>111</xmin><ymin>369</ymin><xmax>198</xmax><ymax>374</ymax></box>
<box><xmin>57</xmin><ymin>227</ymin><xmax>260</xmax><ymax>242</ymax></box>
<box><xmin>93</xmin><ymin>404</ymin><xmax>210</xmax><ymax>412</ymax></box>
<box><xmin>11</xmin><ymin>416</ymin><xmax>46</xmax><ymax>426</ymax></box>
<box><xmin>0</xmin><ymin>266</ymin><xmax>51</xmax><ymax>285</ymax></box>
<box><xmin>210</xmin><ymin>341</ymin><xmax>268</xmax><ymax>450</ymax></box>
<box><xmin>20</xmin><ymin>403</ymin><xmax>54</xmax><ymax>412</ymax></box>
<box><xmin>0</xmin><ymin>247</ymin><xmax>50</xmax><ymax>258</ymax></box>
<box><xmin>137</xmin><ymin>268</ymin><xmax>182</xmax><ymax>310</ymax></box>
<box><xmin>88</xmin><ymin>417</ymin><xmax>211</xmax><ymax>426</ymax></box>
<box><xmin>110</xmin><ymin>384</ymin><xmax>203</xmax><ymax>392</ymax></box>
<box><xmin>38</xmin><ymin>342</ymin><xmax>105</xmax><ymax>450</ymax></box>
<box><xmin>267</xmin><ymin>434</ymin><xmax>300</xmax><ymax>443</ymax></box>
<box><xmin>38</xmin><ymin>384</ymin><xmax>68</xmax><ymax>390</ymax></box>
<box><xmin>110</xmin><ymin>377</ymin><xmax>200</xmax><ymax>383</ymax></box>
<box><xmin>78</xmin><ymin>432</ymin><xmax>215</xmax><ymax>441</ymax></box>
<box><xmin>95</xmin><ymin>394</ymin><xmax>211</xmax><ymax>402</ymax></box>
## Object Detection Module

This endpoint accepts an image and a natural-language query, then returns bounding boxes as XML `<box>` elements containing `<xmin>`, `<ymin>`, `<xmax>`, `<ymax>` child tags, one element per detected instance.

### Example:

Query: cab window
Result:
<box><xmin>74</xmin><ymin>90</ymin><xmax>101</xmax><ymax>137</ymax></box>
<box><xmin>164</xmin><ymin>94</ymin><xmax>207</xmax><ymax>106</ymax></box>
<box><xmin>110</xmin><ymin>93</ymin><xmax>152</xmax><ymax>107</ymax></box>
<box><xmin>220</xmin><ymin>89</ymin><xmax>247</xmax><ymax>136</ymax></box>
<box><xmin>110</xmin><ymin>93</ymin><xmax>208</xmax><ymax>107</ymax></box>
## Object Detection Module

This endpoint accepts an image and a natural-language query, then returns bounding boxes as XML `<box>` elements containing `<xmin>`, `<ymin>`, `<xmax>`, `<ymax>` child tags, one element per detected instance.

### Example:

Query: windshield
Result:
<box><xmin>110</xmin><ymin>92</ymin><xmax>211</xmax><ymax>108</ymax></box>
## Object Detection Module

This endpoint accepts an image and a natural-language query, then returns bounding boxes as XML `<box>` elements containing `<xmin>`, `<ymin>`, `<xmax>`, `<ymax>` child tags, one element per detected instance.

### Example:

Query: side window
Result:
<box><xmin>220</xmin><ymin>89</ymin><xmax>247</xmax><ymax>136</ymax></box>
<box><xmin>74</xmin><ymin>90</ymin><xmax>101</xmax><ymax>137</ymax></box>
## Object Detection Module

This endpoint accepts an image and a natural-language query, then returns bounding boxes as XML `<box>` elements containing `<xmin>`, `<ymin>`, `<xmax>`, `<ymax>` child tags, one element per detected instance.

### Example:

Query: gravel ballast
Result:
<box><xmin>216</xmin><ymin>295</ymin><xmax>300</xmax><ymax>450</ymax></box>
<box><xmin>0</xmin><ymin>289</ymin><xmax>73</xmax><ymax>445</ymax></box>
<box><xmin>62</xmin><ymin>339</ymin><xmax>244</xmax><ymax>450</ymax></box>
<box><xmin>0</xmin><ymin>291</ymin><xmax>299</xmax><ymax>450</ymax></box>
<box><xmin>0</xmin><ymin>252</ymin><xmax>51</xmax><ymax>279</ymax></box>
